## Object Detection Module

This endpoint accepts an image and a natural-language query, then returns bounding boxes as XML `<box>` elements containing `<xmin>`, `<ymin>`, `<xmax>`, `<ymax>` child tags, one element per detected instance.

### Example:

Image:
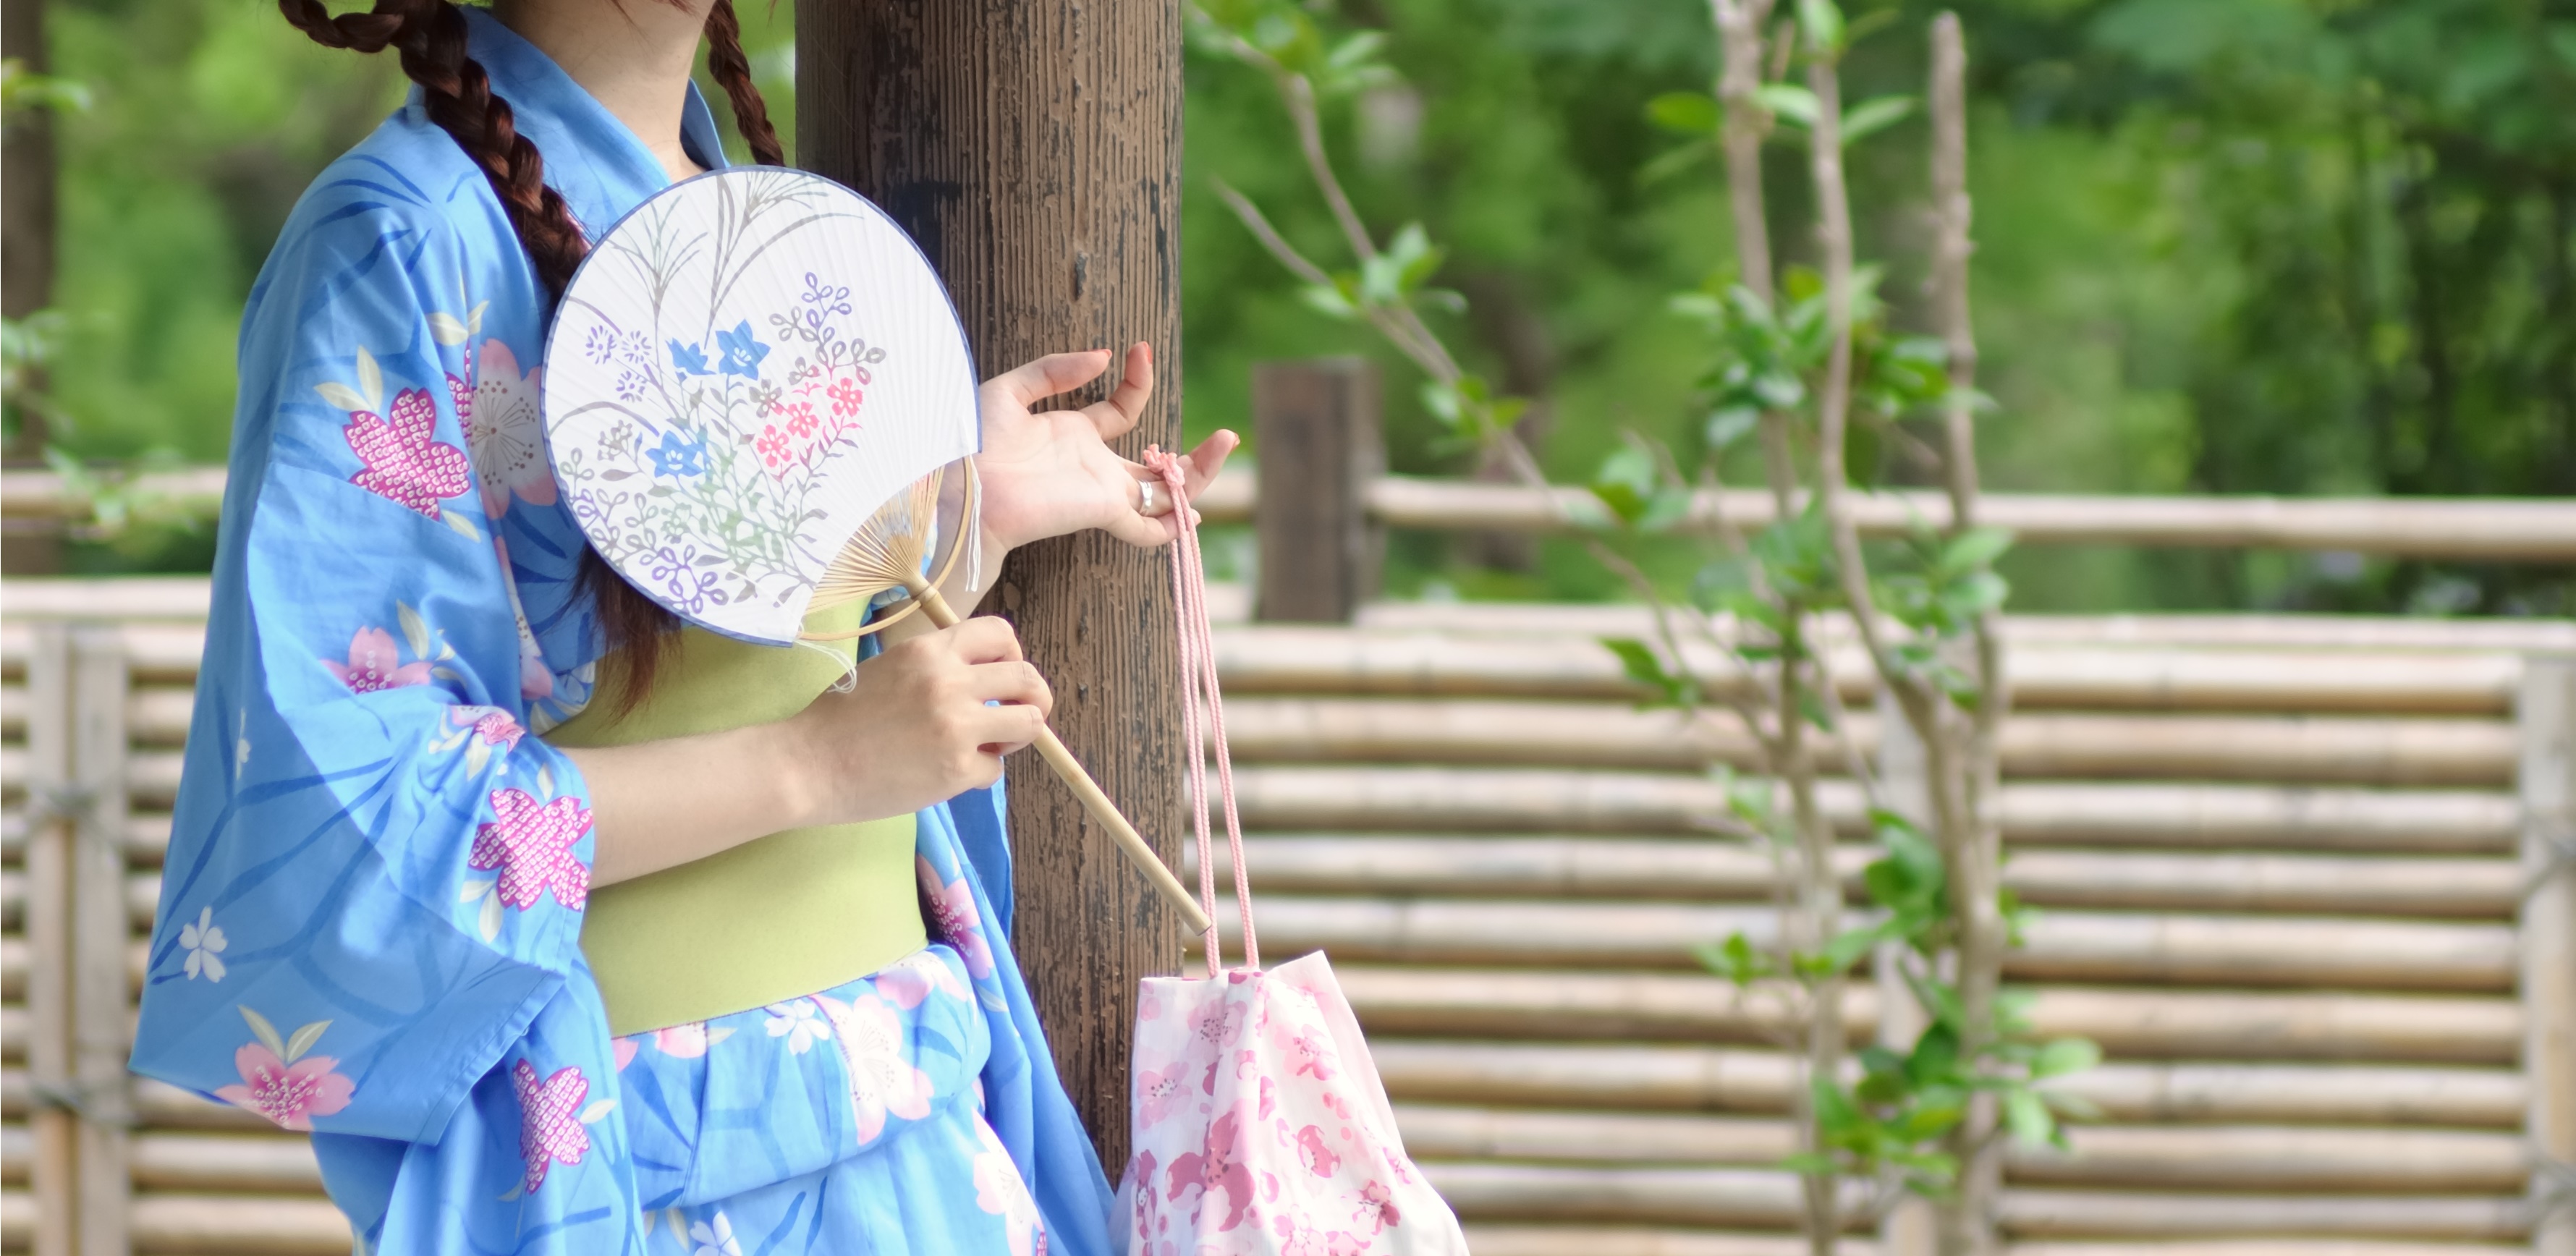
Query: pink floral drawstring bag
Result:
<box><xmin>1116</xmin><ymin>451</ymin><xmax>1470</xmax><ymax>1256</ymax></box>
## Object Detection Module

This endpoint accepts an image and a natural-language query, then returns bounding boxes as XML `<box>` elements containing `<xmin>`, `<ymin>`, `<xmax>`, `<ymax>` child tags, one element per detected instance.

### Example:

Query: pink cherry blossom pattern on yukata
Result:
<box><xmin>213</xmin><ymin>1042</ymin><xmax>355</xmax><ymax>1132</ymax></box>
<box><xmin>916</xmin><ymin>856</ymin><xmax>993</xmax><ymax>978</ymax></box>
<box><xmin>649</xmin><ymin>1021</ymin><xmax>735</xmax><ymax>1058</ymax></box>
<box><xmin>612</xmin><ymin>1037</ymin><xmax>640</xmax><ymax>1072</ymax></box>
<box><xmin>1269</xmin><ymin>1214</ymin><xmax>1373</xmax><ymax>1256</ymax></box>
<box><xmin>461</xmin><ymin>341</ymin><xmax>554</xmax><ymax>517</ymax></box>
<box><xmin>469</xmin><ymin>788</ymin><xmax>592</xmax><ymax>911</ymax></box>
<box><xmin>324</xmin><ymin>627</ymin><xmax>432</xmax><ymax>694</ymax></box>
<box><xmin>511</xmin><ymin>1058</ymin><xmax>590</xmax><ymax>1194</ymax></box>
<box><xmin>972</xmin><ymin>1112</ymin><xmax>1047</xmax><ymax>1256</ymax></box>
<box><xmin>815</xmin><ymin>990</ymin><xmax>933</xmax><ymax>1145</ymax></box>
<box><xmin>472</xmin><ymin>709</ymin><xmax>525</xmax><ymax>749</ymax></box>
<box><xmin>870</xmin><ymin>950</ymin><xmax>971</xmax><ymax>1009</ymax></box>
<box><xmin>344</xmin><ymin>386</ymin><xmax>469</xmax><ymax>519</ymax></box>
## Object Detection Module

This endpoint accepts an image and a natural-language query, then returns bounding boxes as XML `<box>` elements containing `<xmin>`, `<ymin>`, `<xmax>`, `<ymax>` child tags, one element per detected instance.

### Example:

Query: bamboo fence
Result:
<box><xmin>1</xmin><ymin>572</ymin><xmax>2572</xmax><ymax>1254</ymax></box>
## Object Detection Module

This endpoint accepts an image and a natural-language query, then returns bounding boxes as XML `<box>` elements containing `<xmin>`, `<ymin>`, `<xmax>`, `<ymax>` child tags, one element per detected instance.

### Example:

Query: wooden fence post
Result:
<box><xmin>69</xmin><ymin>624</ymin><xmax>130</xmax><ymax>1255</ymax></box>
<box><xmin>1253</xmin><ymin>358</ymin><xmax>1381</xmax><ymax>622</ymax></box>
<box><xmin>797</xmin><ymin>0</ymin><xmax>1185</xmax><ymax>1172</ymax></box>
<box><xmin>26</xmin><ymin>624</ymin><xmax>75</xmax><ymax>1256</ymax></box>
<box><xmin>1873</xmin><ymin>686</ymin><xmax>1937</xmax><ymax>1256</ymax></box>
<box><xmin>2523</xmin><ymin>655</ymin><xmax>2576</xmax><ymax>1256</ymax></box>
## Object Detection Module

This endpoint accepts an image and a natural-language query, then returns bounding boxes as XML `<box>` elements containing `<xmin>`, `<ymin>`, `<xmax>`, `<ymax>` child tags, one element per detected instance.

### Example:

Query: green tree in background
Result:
<box><xmin>20</xmin><ymin>0</ymin><xmax>2571</xmax><ymax>613</ymax></box>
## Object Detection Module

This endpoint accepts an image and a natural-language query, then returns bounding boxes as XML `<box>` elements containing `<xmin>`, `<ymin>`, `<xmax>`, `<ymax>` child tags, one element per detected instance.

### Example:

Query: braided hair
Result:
<box><xmin>280</xmin><ymin>0</ymin><xmax>786</xmax><ymax>706</ymax></box>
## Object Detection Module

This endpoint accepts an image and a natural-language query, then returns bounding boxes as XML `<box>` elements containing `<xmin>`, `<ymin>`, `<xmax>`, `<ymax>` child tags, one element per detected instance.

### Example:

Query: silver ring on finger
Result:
<box><xmin>1138</xmin><ymin>480</ymin><xmax>1159</xmax><ymax>517</ymax></box>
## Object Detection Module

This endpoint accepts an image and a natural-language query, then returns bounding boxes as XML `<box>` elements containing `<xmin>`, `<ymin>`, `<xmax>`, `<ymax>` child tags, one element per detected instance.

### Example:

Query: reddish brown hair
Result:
<box><xmin>280</xmin><ymin>0</ymin><xmax>785</xmax><ymax>709</ymax></box>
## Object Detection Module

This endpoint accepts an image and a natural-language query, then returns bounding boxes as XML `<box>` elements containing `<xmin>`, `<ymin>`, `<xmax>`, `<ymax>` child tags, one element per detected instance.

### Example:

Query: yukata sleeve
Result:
<box><xmin>130</xmin><ymin>198</ymin><xmax>595</xmax><ymax>1145</ymax></box>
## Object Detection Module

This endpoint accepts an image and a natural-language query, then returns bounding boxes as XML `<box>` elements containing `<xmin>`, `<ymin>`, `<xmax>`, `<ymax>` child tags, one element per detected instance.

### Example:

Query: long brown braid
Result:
<box><xmin>280</xmin><ymin>0</ymin><xmax>787</xmax><ymax>706</ymax></box>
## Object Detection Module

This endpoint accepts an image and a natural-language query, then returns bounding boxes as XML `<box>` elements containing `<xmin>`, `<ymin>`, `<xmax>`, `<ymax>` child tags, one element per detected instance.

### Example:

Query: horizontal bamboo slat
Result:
<box><xmin>0</xmin><ymin>745</ymin><xmax>182</xmax><ymax>808</ymax></box>
<box><xmin>1397</xmin><ymin>1103</ymin><xmax>1792</xmax><ymax>1164</ymax></box>
<box><xmin>127</xmin><ymin>1193</ymin><xmax>352</xmax><ymax>1255</ymax></box>
<box><xmin>130</xmin><ymin>1132</ymin><xmax>323</xmax><ymax>1193</ymax></box>
<box><xmin>1234</xmin><ymin>898</ymin><xmax>2515</xmax><ymax>989</ymax></box>
<box><xmin>1336</xmin><ymin>967</ymin><xmax>2522</xmax><ymax>1061</ymax></box>
<box><xmin>1355</xmin><ymin>601</ymin><xmax>2576</xmax><ymax>655</ymax></box>
<box><xmin>1997</xmin><ymin>1190</ymin><xmax>2530</xmax><ymax>1242</ymax></box>
<box><xmin>1368</xmin><ymin>1041</ymin><xmax>2526</xmax><ymax>1127</ymax></box>
<box><xmin>0</xmin><ymin>684</ymin><xmax>192</xmax><ymax>745</ymax></box>
<box><xmin>1350</xmin><ymin>475</ymin><xmax>2576</xmax><ymax>561</ymax></box>
<box><xmin>1229</xmin><ymin>765</ymin><xmax>2522</xmax><ymax>852</ymax></box>
<box><xmin>1213</xmin><ymin>627</ymin><xmax>2522</xmax><ymax>714</ymax></box>
<box><xmin>0</xmin><ymin>810</ymin><xmax>173</xmax><ymax>864</ymax></box>
<box><xmin>2006</xmin><ymin>1242</ymin><xmax>2527</xmax><ymax>1256</ymax></box>
<box><xmin>1421</xmin><ymin>1160</ymin><xmax>1826</xmax><ymax>1227</ymax></box>
<box><xmin>1410</xmin><ymin>1106</ymin><xmax>2527</xmax><ymax>1192</ymax></box>
<box><xmin>1458</xmin><ymin>1228</ymin><xmax>1877</xmax><ymax>1256</ymax></box>
<box><xmin>1206</xmin><ymin>839</ymin><xmax>2523</xmax><ymax>918</ymax></box>
<box><xmin>1218</xmin><ymin>697</ymin><xmax>2517</xmax><ymax>786</ymax></box>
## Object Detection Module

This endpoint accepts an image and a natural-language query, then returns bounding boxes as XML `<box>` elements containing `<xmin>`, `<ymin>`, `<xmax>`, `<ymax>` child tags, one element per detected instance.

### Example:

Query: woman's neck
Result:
<box><xmin>491</xmin><ymin>0</ymin><xmax>711</xmax><ymax>182</ymax></box>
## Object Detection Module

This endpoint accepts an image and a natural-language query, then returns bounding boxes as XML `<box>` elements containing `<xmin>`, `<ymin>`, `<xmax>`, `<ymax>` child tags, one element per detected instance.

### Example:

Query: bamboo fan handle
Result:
<box><xmin>901</xmin><ymin>575</ymin><xmax>1214</xmax><ymax>935</ymax></box>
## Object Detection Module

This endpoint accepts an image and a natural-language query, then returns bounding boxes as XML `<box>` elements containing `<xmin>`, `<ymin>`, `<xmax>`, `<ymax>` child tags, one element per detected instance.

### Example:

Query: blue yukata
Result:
<box><xmin>127</xmin><ymin>11</ymin><xmax>1114</xmax><ymax>1254</ymax></box>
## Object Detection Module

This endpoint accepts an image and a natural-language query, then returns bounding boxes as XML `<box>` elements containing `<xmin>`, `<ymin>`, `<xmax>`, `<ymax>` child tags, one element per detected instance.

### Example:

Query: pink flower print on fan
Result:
<box><xmin>470</xmin><ymin>788</ymin><xmax>592</xmax><ymax>911</ymax></box>
<box><xmin>511</xmin><ymin>1058</ymin><xmax>590</xmax><ymax>1194</ymax></box>
<box><xmin>213</xmin><ymin>1007</ymin><xmax>354</xmax><ymax>1132</ymax></box>
<box><xmin>344</xmin><ymin>386</ymin><xmax>469</xmax><ymax>518</ymax></box>
<box><xmin>817</xmin><ymin>990</ymin><xmax>933</xmax><ymax>1145</ymax></box>
<box><xmin>650</xmin><ymin>1021</ymin><xmax>735</xmax><ymax>1058</ymax></box>
<box><xmin>1136</xmin><ymin>1058</ymin><xmax>1193</xmax><ymax>1128</ymax></box>
<box><xmin>323</xmin><ymin>627</ymin><xmax>432</xmax><ymax>694</ymax></box>
<box><xmin>462</xmin><ymin>340</ymin><xmax>554</xmax><ymax>517</ymax></box>
<box><xmin>918</xmin><ymin>857</ymin><xmax>994</xmax><ymax>978</ymax></box>
<box><xmin>972</xmin><ymin>1114</ymin><xmax>1046</xmax><ymax>1256</ymax></box>
<box><xmin>1168</xmin><ymin>1109</ymin><xmax>1260</xmax><ymax>1234</ymax></box>
<box><xmin>829</xmin><ymin>374</ymin><xmax>865</xmax><ymax>417</ymax></box>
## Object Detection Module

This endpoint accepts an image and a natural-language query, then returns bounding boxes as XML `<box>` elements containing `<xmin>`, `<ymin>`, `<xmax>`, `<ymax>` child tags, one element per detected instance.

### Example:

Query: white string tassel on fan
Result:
<box><xmin>1147</xmin><ymin>446</ymin><xmax>1255</xmax><ymax>975</ymax></box>
<box><xmin>805</xmin><ymin>460</ymin><xmax>1211</xmax><ymax>935</ymax></box>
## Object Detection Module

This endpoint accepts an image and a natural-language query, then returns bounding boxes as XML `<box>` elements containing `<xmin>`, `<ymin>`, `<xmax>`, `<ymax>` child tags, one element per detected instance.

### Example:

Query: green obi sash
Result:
<box><xmin>548</xmin><ymin>601</ymin><xmax>925</xmax><ymax>1037</ymax></box>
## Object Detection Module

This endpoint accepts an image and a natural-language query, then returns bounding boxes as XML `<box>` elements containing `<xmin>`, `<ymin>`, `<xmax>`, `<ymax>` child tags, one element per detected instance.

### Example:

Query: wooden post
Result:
<box><xmin>2522</xmin><ymin>656</ymin><xmax>2576</xmax><ymax>1256</ymax></box>
<box><xmin>26</xmin><ymin>624</ymin><xmax>76</xmax><ymax>1256</ymax></box>
<box><xmin>1873</xmin><ymin>686</ymin><xmax>1936</xmax><ymax>1256</ymax></box>
<box><xmin>69</xmin><ymin>624</ymin><xmax>131</xmax><ymax>1255</ymax></box>
<box><xmin>1253</xmin><ymin>358</ymin><xmax>1381</xmax><ymax>622</ymax></box>
<box><xmin>797</xmin><ymin>1</ymin><xmax>1185</xmax><ymax>1173</ymax></box>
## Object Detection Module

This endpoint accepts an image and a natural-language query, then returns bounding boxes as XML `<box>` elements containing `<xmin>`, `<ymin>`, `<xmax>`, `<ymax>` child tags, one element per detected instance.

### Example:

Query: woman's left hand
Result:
<box><xmin>974</xmin><ymin>343</ymin><xmax>1238</xmax><ymax>551</ymax></box>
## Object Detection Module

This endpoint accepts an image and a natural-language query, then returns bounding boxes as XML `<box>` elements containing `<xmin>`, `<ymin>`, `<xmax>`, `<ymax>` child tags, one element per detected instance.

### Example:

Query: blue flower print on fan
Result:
<box><xmin>669</xmin><ymin>339</ymin><xmax>715</xmax><ymax>377</ymax></box>
<box><xmin>714</xmin><ymin>321</ymin><xmax>769</xmax><ymax>378</ymax></box>
<box><xmin>646</xmin><ymin>430</ymin><xmax>706</xmax><ymax>479</ymax></box>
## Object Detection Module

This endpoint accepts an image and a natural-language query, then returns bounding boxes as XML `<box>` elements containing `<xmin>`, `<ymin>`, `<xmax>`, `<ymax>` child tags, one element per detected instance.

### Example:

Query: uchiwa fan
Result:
<box><xmin>805</xmin><ymin>459</ymin><xmax>1211</xmax><ymax>934</ymax></box>
<box><xmin>542</xmin><ymin>166</ymin><xmax>1203</xmax><ymax>930</ymax></box>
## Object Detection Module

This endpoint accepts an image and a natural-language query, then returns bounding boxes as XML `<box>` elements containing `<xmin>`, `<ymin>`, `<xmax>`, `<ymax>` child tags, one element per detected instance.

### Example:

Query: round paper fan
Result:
<box><xmin>542</xmin><ymin>167</ymin><xmax>980</xmax><ymax>647</ymax></box>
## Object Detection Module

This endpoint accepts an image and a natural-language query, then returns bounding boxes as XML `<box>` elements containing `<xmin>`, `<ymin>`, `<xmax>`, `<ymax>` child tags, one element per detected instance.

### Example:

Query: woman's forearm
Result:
<box><xmin>561</xmin><ymin>720</ymin><xmax>823</xmax><ymax>887</ymax></box>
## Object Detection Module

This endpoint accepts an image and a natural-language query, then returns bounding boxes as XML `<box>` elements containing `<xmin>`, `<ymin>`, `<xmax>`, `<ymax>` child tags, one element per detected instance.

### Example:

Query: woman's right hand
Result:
<box><xmin>782</xmin><ymin>616</ymin><xmax>1054</xmax><ymax>828</ymax></box>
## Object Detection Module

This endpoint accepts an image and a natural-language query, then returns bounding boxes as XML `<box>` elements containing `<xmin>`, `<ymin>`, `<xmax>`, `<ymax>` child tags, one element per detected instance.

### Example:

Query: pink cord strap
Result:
<box><xmin>1143</xmin><ymin>448</ymin><xmax>1257</xmax><ymax>977</ymax></box>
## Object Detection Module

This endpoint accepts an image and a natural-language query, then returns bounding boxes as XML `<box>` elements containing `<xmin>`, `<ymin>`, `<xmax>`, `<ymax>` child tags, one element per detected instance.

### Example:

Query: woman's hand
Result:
<box><xmin>974</xmin><ymin>343</ymin><xmax>1238</xmax><ymax>552</ymax></box>
<box><xmin>784</xmin><ymin>618</ymin><xmax>1051</xmax><ymax>826</ymax></box>
<box><xmin>574</xmin><ymin>617</ymin><xmax>1051</xmax><ymax>886</ymax></box>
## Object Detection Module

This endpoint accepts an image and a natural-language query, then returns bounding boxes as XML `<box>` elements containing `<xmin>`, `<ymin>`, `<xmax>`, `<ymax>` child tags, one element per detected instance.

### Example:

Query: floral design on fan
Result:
<box><xmin>453</xmin><ymin>339</ymin><xmax>554</xmax><ymax>517</ymax></box>
<box><xmin>550</xmin><ymin>175</ymin><xmax>894</xmax><ymax>618</ymax></box>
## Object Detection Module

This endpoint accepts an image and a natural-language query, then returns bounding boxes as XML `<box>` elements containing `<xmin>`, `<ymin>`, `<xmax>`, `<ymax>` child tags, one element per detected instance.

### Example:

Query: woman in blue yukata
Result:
<box><xmin>127</xmin><ymin>1</ymin><xmax>1235</xmax><ymax>1252</ymax></box>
